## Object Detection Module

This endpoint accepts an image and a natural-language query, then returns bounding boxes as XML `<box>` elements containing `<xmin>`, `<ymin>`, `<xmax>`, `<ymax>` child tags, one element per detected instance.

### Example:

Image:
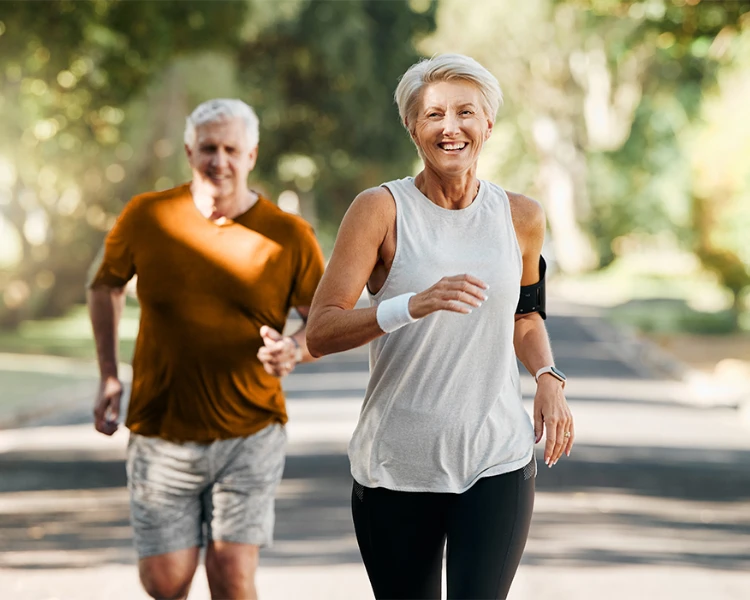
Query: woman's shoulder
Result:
<box><xmin>505</xmin><ymin>190</ymin><xmax>545</xmax><ymax>238</ymax></box>
<box><xmin>335</xmin><ymin>185</ymin><xmax>397</xmax><ymax>244</ymax></box>
<box><xmin>349</xmin><ymin>185</ymin><xmax>397</xmax><ymax>216</ymax></box>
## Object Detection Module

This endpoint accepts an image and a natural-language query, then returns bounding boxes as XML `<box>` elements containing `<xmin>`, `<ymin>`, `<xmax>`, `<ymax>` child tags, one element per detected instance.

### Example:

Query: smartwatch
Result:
<box><xmin>535</xmin><ymin>365</ymin><xmax>566</xmax><ymax>387</ymax></box>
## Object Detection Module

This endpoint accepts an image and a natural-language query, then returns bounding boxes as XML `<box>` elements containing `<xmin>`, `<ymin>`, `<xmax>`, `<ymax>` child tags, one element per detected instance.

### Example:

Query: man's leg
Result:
<box><xmin>205</xmin><ymin>541</ymin><xmax>259</xmax><ymax>600</ymax></box>
<box><xmin>203</xmin><ymin>423</ymin><xmax>287</xmax><ymax>599</ymax></box>
<box><xmin>127</xmin><ymin>433</ymin><xmax>208</xmax><ymax>599</ymax></box>
<box><xmin>138</xmin><ymin>547</ymin><xmax>201</xmax><ymax>600</ymax></box>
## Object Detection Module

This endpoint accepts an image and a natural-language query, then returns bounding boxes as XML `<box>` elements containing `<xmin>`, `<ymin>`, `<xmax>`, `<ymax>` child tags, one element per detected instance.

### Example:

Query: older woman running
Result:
<box><xmin>307</xmin><ymin>53</ymin><xmax>574</xmax><ymax>600</ymax></box>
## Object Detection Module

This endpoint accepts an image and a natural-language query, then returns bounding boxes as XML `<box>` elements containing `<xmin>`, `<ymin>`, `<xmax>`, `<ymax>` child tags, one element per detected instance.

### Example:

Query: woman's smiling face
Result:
<box><xmin>410</xmin><ymin>80</ymin><xmax>493</xmax><ymax>177</ymax></box>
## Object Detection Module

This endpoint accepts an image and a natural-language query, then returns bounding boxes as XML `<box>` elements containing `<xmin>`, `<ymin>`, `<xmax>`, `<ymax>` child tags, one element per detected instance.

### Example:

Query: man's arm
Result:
<box><xmin>87</xmin><ymin>284</ymin><xmax>127</xmax><ymax>435</ymax></box>
<box><xmin>257</xmin><ymin>306</ymin><xmax>315</xmax><ymax>378</ymax></box>
<box><xmin>288</xmin><ymin>305</ymin><xmax>314</xmax><ymax>363</ymax></box>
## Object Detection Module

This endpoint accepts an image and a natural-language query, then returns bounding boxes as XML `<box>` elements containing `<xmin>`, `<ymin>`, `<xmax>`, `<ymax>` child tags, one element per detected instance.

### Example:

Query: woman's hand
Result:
<box><xmin>533</xmin><ymin>376</ymin><xmax>574</xmax><ymax>466</ymax></box>
<box><xmin>408</xmin><ymin>274</ymin><xmax>489</xmax><ymax>318</ymax></box>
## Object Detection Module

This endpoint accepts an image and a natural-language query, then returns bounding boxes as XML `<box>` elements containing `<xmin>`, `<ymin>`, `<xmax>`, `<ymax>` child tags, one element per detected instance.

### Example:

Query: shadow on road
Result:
<box><xmin>1</xmin><ymin>312</ymin><xmax>748</xmax><ymax>576</ymax></box>
<box><xmin>1</xmin><ymin>442</ymin><xmax>749</xmax><ymax>570</ymax></box>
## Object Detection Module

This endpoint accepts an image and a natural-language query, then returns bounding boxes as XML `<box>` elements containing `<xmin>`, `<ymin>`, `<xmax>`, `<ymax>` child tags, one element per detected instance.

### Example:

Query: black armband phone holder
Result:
<box><xmin>515</xmin><ymin>256</ymin><xmax>547</xmax><ymax>320</ymax></box>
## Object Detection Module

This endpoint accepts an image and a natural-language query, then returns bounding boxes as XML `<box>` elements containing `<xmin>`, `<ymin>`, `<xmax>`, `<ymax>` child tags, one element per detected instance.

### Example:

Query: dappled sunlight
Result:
<box><xmin>1</xmin><ymin>1</ymin><xmax>748</xmax><ymax>598</ymax></box>
<box><xmin>0</xmin><ymin>307</ymin><xmax>749</xmax><ymax>598</ymax></box>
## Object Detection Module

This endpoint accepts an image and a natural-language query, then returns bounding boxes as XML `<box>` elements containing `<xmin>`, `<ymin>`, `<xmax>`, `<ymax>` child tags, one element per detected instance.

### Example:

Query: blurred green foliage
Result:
<box><xmin>424</xmin><ymin>0</ymin><xmax>749</xmax><ymax>328</ymax></box>
<box><xmin>0</xmin><ymin>0</ymin><xmax>434</xmax><ymax>328</ymax></box>
<box><xmin>608</xmin><ymin>299</ymin><xmax>737</xmax><ymax>335</ymax></box>
<box><xmin>564</xmin><ymin>0</ymin><xmax>750</xmax><ymax>326</ymax></box>
<box><xmin>238</xmin><ymin>0</ymin><xmax>436</xmax><ymax>242</ymax></box>
<box><xmin>0</xmin><ymin>0</ymin><xmax>749</xmax><ymax>334</ymax></box>
<box><xmin>0</xmin><ymin>0</ymin><xmax>248</xmax><ymax>326</ymax></box>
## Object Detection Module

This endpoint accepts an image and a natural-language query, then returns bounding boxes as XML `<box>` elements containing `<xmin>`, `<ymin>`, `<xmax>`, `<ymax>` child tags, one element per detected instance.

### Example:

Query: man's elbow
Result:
<box><xmin>87</xmin><ymin>284</ymin><xmax>126</xmax><ymax>305</ymax></box>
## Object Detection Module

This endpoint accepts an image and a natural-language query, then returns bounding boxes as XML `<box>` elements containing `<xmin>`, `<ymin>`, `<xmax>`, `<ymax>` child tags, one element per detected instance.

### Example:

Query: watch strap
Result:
<box><xmin>535</xmin><ymin>365</ymin><xmax>565</xmax><ymax>386</ymax></box>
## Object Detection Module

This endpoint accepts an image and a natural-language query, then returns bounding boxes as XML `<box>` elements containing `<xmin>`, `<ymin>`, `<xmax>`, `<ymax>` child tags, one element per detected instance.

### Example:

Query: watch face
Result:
<box><xmin>550</xmin><ymin>366</ymin><xmax>567</xmax><ymax>381</ymax></box>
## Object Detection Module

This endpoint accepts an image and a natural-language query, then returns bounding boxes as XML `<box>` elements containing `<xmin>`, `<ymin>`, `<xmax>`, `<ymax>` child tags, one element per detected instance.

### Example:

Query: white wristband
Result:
<box><xmin>376</xmin><ymin>293</ymin><xmax>418</xmax><ymax>333</ymax></box>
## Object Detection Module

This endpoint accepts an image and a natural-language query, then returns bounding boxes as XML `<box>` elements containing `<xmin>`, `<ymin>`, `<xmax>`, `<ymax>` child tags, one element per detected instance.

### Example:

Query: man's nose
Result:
<box><xmin>211</xmin><ymin>149</ymin><xmax>228</xmax><ymax>168</ymax></box>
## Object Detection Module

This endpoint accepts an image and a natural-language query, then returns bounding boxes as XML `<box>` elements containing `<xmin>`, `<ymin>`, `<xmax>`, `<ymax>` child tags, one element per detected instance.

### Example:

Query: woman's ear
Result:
<box><xmin>405</xmin><ymin>118</ymin><xmax>418</xmax><ymax>142</ymax></box>
<box><xmin>485</xmin><ymin>119</ymin><xmax>494</xmax><ymax>140</ymax></box>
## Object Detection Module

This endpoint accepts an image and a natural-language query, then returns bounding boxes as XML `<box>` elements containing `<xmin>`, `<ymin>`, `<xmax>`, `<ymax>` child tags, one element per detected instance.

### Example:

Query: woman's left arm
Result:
<box><xmin>509</xmin><ymin>193</ymin><xmax>575</xmax><ymax>467</ymax></box>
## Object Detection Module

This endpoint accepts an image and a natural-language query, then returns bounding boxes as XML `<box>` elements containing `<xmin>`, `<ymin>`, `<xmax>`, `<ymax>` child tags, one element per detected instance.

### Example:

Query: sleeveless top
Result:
<box><xmin>348</xmin><ymin>176</ymin><xmax>535</xmax><ymax>493</ymax></box>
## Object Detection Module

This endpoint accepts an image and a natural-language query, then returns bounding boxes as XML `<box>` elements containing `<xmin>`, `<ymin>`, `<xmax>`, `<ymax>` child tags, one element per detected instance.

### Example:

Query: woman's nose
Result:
<box><xmin>442</xmin><ymin>114</ymin><xmax>460</xmax><ymax>135</ymax></box>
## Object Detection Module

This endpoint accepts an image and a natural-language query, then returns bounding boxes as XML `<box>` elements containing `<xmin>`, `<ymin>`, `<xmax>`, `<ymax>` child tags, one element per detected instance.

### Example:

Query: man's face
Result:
<box><xmin>185</xmin><ymin>117</ymin><xmax>258</xmax><ymax>200</ymax></box>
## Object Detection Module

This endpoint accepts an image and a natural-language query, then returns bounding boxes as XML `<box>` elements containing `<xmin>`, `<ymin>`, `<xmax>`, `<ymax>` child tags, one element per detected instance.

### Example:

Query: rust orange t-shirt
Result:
<box><xmin>90</xmin><ymin>183</ymin><xmax>325</xmax><ymax>442</ymax></box>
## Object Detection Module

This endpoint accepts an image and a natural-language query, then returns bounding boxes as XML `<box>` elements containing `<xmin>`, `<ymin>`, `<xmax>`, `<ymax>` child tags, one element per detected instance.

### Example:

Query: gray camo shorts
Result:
<box><xmin>126</xmin><ymin>422</ymin><xmax>286</xmax><ymax>558</ymax></box>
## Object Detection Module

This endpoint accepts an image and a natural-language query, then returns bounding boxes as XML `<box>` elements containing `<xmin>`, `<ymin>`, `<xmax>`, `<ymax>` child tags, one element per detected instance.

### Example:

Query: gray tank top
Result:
<box><xmin>348</xmin><ymin>176</ymin><xmax>535</xmax><ymax>493</ymax></box>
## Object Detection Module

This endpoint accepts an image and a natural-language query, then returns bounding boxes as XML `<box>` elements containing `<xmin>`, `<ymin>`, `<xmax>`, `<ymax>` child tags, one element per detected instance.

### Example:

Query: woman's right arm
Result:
<box><xmin>307</xmin><ymin>187</ymin><xmax>488</xmax><ymax>357</ymax></box>
<box><xmin>306</xmin><ymin>187</ymin><xmax>392</xmax><ymax>357</ymax></box>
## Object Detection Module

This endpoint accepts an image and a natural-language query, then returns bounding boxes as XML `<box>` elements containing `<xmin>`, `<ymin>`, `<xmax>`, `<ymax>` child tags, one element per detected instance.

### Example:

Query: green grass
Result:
<box><xmin>606</xmin><ymin>299</ymin><xmax>738</xmax><ymax>335</ymax></box>
<box><xmin>553</xmin><ymin>252</ymin><xmax>748</xmax><ymax>335</ymax></box>
<box><xmin>0</xmin><ymin>302</ymin><xmax>140</xmax><ymax>360</ymax></box>
<box><xmin>0</xmin><ymin>303</ymin><xmax>139</xmax><ymax>414</ymax></box>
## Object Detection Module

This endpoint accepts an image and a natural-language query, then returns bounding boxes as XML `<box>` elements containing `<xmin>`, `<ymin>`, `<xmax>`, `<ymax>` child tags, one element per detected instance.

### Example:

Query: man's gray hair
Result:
<box><xmin>394</xmin><ymin>54</ymin><xmax>503</xmax><ymax>133</ymax></box>
<box><xmin>184</xmin><ymin>98</ymin><xmax>260</xmax><ymax>149</ymax></box>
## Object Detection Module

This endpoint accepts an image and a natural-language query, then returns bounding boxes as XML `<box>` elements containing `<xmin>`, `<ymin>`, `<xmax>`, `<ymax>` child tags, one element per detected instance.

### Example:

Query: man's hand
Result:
<box><xmin>257</xmin><ymin>326</ymin><xmax>299</xmax><ymax>377</ymax></box>
<box><xmin>533</xmin><ymin>376</ymin><xmax>574</xmax><ymax>467</ymax></box>
<box><xmin>94</xmin><ymin>375</ymin><xmax>123</xmax><ymax>436</ymax></box>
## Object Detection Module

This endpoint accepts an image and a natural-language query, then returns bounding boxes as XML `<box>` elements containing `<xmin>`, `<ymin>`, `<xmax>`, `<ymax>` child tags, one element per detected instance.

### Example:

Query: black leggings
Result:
<box><xmin>351</xmin><ymin>458</ymin><xmax>535</xmax><ymax>600</ymax></box>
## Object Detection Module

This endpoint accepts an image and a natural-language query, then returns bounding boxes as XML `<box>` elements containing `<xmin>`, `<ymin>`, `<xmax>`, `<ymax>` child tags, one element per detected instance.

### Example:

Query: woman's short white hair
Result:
<box><xmin>395</xmin><ymin>54</ymin><xmax>503</xmax><ymax>133</ymax></box>
<box><xmin>184</xmin><ymin>98</ymin><xmax>259</xmax><ymax>149</ymax></box>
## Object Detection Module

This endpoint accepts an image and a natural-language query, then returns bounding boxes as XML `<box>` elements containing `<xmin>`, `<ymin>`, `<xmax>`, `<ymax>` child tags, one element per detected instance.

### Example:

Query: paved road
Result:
<box><xmin>0</xmin><ymin>299</ymin><xmax>749</xmax><ymax>599</ymax></box>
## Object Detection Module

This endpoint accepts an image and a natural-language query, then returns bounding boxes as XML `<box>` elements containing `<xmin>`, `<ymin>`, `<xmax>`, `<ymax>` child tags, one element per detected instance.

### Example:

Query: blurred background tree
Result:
<box><xmin>0</xmin><ymin>0</ymin><xmax>749</xmax><ymax>333</ymax></box>
<box><xmin>420</xmin><ymin>0</ymin><xmax>749</xmax><ymax>329</ymax></box>
<box><xmin>570</xmin><ymin>0</ymin><xmax>749</xmax><ymax>259</ymax></box>
<box><xmin>572</xmin><ymin>0</ymin><xmax>750</xmax><ymax>330</ymax></box>
<box><xmin>688</xmin><ymin>24</ymin><xmax>750</xmax><ymax>329</ymax></box>
<box><xmin>0</xmin><ymin>0</ymin><xmax>434</xmax><ymax>328</ymax></box>
<box><xmin>238</xmin><ymin>0</ymin><xmax>436</xmax><ymax>243</ymax></box>
<box><xmin>0</xmin><ymin>0</ymin><xmax>247</xmax><ymax>327</ymax></box>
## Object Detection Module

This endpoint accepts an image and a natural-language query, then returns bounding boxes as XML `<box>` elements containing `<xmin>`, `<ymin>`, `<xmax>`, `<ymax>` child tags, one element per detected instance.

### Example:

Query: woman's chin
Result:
<box><xmin>430</xmin><ymin>160</ymin><xmax>472</xmax><ymax>176</ymax></box>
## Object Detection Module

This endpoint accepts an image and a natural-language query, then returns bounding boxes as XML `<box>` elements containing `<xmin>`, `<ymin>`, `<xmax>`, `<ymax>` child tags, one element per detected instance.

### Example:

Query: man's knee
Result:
<box><xmin>206</xmin><ymin>541</ymin><xmax>259</xmax><ymax>597</ymax></box>
<box><xmin>139</xmin><ymin>548</ymin><xmax>199</xmax><ymax>600</ymax></box>
<box><xmin>141</xmin><ymin>578</ymin><xmax>191</xmax><ymax>600</ymax></box>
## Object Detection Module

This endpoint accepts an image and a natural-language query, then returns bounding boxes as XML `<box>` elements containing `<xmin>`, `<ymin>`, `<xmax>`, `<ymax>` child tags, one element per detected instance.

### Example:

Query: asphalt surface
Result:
<box><xmin>0</xmin><ymin>299</ymin><xmax>748</xmax><ymax>599</ymax></box>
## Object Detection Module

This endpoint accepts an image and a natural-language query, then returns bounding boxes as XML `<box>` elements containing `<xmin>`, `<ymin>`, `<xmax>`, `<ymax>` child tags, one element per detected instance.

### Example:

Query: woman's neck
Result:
<box><xmin>414</xmin><ymin>167</ymin><xmax>480</xmax><ymax>210</ymax></box>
